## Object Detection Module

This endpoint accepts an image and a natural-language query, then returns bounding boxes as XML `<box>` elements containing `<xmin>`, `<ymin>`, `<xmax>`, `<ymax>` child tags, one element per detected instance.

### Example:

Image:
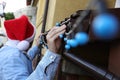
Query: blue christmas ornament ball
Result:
<box><xmin>75</xmin><ymin>32</ymin><xmax>89</xmax><ymax>45</ymax></box>
<box><xmin>66</xmin><ymin>39</ymin><xmax>71</xmax><ymax>44</ymax></box>
<box><xmin>55</xmin><ymin>22</ymin><xmax>60</xmax><ymax>26</ymax></box>
<box><xmin>69</xmin><ymin>39</ymin><xmax>79</xmax><ymax>47</ymax></box>
<box><xmin>65</xmin><ymin>44</ymin><xmax>71</xmax><ymax>49</ymax></box>
<box><xmin>92</xmin><ymin>13</ymin><xmax>119</xmax><ymax>39</ymax></box>
<box><xmin>59</xmin><ymin>34</ymin><xmax>63</xmax><ymax>38</ymax></box>
<box><xmin>64</xmin><ymin>38</ymin><xmax>67</xmax><ymax>41</ymax></box>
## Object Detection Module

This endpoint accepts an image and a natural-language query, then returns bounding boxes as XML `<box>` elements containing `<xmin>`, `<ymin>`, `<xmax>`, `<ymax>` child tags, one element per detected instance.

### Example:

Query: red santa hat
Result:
<box><xmin>4</xmin><ymin>15</ymin><xmax>36</xmax><ymax>51</ymax></box>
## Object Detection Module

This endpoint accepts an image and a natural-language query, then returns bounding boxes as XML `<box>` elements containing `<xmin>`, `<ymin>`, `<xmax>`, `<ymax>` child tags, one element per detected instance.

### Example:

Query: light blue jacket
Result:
<box><xmin>0</xmin><ymin>45</ymin><xmax>61</xmax><ymax>80</ymax></box>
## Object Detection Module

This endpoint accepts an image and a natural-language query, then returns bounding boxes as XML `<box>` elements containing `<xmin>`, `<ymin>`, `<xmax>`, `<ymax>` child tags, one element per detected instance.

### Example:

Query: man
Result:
<box><xmin>0</xmin><ymin>15</ymin><xmax>66</xmax><ymax>80</ymax></box>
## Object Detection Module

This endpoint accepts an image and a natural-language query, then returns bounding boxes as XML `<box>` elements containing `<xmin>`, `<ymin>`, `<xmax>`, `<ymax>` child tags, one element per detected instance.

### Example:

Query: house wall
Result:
<box><xmin>46</xmin><ymin>0</ymin><xmax>115</xmax><ymax>29</ymax></box>
<box><xmin>35</xmin><ymin>0</ymin><xmax>116</xmax><ymax>39</ymax></box>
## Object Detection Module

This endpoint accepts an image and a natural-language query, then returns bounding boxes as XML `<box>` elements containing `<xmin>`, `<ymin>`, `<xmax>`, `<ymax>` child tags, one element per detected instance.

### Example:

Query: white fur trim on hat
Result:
<box><xmin>5</xmin><ymin>40</ymin><xmax>20</xmax><ymax>48</ymax></box>
<box><xmin>16</xmin><ymin>40</ymin><xmax>30</xmax><ymax>51</ymax></box>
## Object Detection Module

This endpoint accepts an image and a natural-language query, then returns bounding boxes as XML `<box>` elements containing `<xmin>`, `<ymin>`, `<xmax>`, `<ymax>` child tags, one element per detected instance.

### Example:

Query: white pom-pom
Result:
<box><xmin>17</xmin><ymin>40</ymin><xmax>30</xmax><ymax>51</ymax></box>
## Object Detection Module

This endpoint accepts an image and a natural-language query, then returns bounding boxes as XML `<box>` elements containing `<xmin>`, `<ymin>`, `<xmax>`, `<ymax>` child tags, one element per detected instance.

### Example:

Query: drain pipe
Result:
<box><xmin>41</xmin><ymin>0</ymin><xmax>49</xmax><ymax>33</ymax></box>
<box><xmin>35</xmin><ymin>0</ymin><xmax>49</xmax><ymax>68</ymax></box>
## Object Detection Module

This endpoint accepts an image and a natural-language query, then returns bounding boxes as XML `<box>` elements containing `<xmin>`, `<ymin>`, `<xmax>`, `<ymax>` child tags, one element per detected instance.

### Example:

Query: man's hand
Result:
<box><xmin>46</xmin><ymin>25</ymin><xmax>66</xmax><ymax>53</ymax></box>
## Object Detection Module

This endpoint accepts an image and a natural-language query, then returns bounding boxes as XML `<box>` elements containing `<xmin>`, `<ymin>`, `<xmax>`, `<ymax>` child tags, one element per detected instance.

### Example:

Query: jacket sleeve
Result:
<box><xmin>26</xmin><ymin>50</ymin><xmax>61</xmax><ymax>80</ymax></box>
<box><xmin>27</xmin><ymin>46</ymin><xmax>40</xmax><ymax>61</ymax></box>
